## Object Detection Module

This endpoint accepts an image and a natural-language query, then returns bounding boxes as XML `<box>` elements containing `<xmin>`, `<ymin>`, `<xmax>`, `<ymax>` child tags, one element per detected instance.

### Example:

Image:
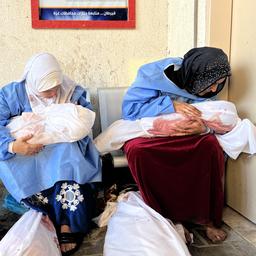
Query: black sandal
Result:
<box><xmin>58</xmin><ymin>232</ymin><xmax>84</xmax><ymax>256</ymax></box>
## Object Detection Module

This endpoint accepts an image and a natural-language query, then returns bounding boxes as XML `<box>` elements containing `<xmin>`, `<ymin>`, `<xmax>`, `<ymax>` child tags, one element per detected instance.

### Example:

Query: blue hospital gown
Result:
<box><xmin>122</xmin><ymin>57</ymin><xmax>214</xmax><ymax>120</ymax></box>
<box><xmin>0</xmin><ymin>81</ymin><xmax>101</xmax><ymax>202</ymax></box>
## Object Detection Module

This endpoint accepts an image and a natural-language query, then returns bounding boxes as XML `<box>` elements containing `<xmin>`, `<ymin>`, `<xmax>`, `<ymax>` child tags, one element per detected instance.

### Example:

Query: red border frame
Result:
<box><xmin>31</xmin><ymin>0</ymin><xmax>135</xmax><ymax>29</ymax></box>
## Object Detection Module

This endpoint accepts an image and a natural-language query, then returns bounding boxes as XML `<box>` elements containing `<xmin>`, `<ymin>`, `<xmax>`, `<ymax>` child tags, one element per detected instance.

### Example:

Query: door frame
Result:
<box><xmin>205</xmin><ymin>0</ymin><xmax>233</xmax><ymax>99</ymax></box>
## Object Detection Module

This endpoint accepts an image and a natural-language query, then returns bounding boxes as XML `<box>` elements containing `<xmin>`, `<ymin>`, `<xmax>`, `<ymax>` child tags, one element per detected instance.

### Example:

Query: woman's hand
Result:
<box><xmin>173</xmin><ymin>101</ymin><xmax>201</xmax><ymax>117</ymax></box>
<box><xmin>174</xmin><ymin>118</ymin><xmax>207</xmax><ymax>136</ymax></box>
<box><xmin>204</xmin><ymin>119</ymin><xmax>234</xmax><ymax>134</ymax></box>
<box><xmin>148</xmin><ymin>117</ymin><xmax>207</xmax><ymax>137</ymax></box>
<box><xmin>12</xmin><ymin>134</ymin><xmax>44</xmax><ymax>156</ymax></box>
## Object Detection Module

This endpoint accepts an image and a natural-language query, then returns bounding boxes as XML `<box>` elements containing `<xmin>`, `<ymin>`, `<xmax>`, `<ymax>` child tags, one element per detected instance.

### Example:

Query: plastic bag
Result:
<box><xmin>0</xmin><ymin>209</ymin><xmax>61</xmax><ymax>256</ymax></box>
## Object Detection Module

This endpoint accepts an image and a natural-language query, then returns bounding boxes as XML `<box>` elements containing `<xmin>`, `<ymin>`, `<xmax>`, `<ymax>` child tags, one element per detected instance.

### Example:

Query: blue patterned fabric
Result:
<box><xmin>0</xmin><ymin>82</ymin><xmax>101</xmax><ymax>202</ymax></box>
<box><xmin>23</xmin><ymin>181</ymin><xmax>95</xmax><ymax>233</ymax></box>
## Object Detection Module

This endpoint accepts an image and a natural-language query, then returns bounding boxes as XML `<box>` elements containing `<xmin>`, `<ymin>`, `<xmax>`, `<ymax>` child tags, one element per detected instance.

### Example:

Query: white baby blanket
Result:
<box><xmin>94</xmin><ymin>100</ymin><xmax>256</xmax><ymax>159</ymax></box>
<box><xmin>8</xmin><ymin>103</ymin><xmax>95</xmax><ymax>145</ymax></box>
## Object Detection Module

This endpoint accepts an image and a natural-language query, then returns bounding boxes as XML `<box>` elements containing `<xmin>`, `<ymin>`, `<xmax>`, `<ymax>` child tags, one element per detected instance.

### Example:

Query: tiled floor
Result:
<box><xmin>223</xmin><ymin>207</ymin><xmax>256</xmax><ymax>246</ymax></box>
<box><xmin>1</xmin><ymin>198</ymin><xmax>256</xmax><ymax>256</ymax></box>
<box><xmin>74</xmin><ymin>227</ymin><xmax>105</xmax><ymax>256</ymax></box>
<box><xmin>188</xmin><ymin>221</ymin><xmax>256</xmax><ymax>256</ymax></box>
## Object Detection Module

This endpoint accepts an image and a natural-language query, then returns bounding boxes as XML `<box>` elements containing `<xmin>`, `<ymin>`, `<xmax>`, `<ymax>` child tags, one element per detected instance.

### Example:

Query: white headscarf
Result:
<box><xmin>19</xmin><ymin>53</ymin><xmax>76</xmax><ymax>113</ymax></box>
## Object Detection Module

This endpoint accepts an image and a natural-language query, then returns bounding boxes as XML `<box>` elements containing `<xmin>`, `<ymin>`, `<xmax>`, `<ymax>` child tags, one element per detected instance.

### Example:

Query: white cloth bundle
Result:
<box><xmin>215</xmin><ymin>119</ymin><xmax>256</xmax><ymax>159</ymax></box>
<box><xmin>104</xmin><ymin>191</ymin><xmax>191</xmax><ymax>256</ymax></box>
<box><xmin>94</xmin><ymin>192</ymin><xmax>193</xmax><ymax>246</ymax></box>
<box><xmin>8</xmin><ymin>103</ymin><xmax>95</xmax><ymax>145</ymax></box>
<box><xmin>94</xmin><ymin>100</ymin><xmax>256</xmax><ymax>159</ymax></box>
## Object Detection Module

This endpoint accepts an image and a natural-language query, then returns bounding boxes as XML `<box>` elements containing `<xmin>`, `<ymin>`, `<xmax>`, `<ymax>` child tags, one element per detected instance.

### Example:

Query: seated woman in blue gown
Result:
<box><xmin>122</xmin><ymin>47</ymin><xmax>231</xmax><ymax>243</ymax></box>
<box><xmin>0</xmin><ymin>53</ymin><xmax>101</xmax><ymax>255</ymax></box>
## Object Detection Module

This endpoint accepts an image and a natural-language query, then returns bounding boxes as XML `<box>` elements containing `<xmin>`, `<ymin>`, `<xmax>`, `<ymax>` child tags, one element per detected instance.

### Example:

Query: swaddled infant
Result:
<box><xmin>94</xmin><ymin>101</ymin><xmax>256</xmax><ymax>159</ymax></box>
<box><xmin>94</xmin><ymin>100</ymin><xmax>246</xmax><ymax>157</ymax></box>
<box><xmin>7</xmin><ymin>103</ymin><xmax>95</xmax><ymax>145</ymax></box>
<box><xmin>145</xmin><ymin>100</ymin><xmax>237</xmax><ymax>136</ymax></box>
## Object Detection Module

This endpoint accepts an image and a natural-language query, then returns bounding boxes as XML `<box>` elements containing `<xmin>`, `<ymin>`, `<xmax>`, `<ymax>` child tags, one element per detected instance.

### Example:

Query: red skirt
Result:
<box><xmin>123</xmin><ymin>134</ymin><xmax>224</xmax><ymax>227</ymax></box>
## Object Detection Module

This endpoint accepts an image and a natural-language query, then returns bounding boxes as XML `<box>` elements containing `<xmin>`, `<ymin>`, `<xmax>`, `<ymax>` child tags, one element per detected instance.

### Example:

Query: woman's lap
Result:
<box><xmin>123</xmin><ymin>134</ymin><xmax>225</xmax><ymax>226</ymax></box>
<box><xmin>0</xmin><ymin>142</ymin><xmax>101</xmax><ymax>203</ymax></box>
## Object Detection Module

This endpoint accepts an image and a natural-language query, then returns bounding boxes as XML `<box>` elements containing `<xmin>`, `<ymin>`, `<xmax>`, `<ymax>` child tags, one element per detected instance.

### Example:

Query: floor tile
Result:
<box><xmin>190</xmin><ymin>244</ymin><xmax>246</xmax><ymax>256</ymax></box>
<box><xmin>223</xmin><ymin>206</ymin><xmax>256</xmax><ymax>246</ymax></box>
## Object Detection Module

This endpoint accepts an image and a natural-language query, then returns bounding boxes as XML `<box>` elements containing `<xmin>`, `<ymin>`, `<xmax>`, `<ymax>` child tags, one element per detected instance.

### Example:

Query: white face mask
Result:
<box><xmin>40</xmin><ymin>96</ymin><xmax>57</xmax><ymax>105</ymax></box>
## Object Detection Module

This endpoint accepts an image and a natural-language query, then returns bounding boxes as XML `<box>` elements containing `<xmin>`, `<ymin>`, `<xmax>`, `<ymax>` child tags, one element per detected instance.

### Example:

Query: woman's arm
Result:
<box><xmin>0</xmin><ymin>87</ymin><xmax>43</xmax><ymax>160</ymax></box>
<box><xmin>71</xmin><ymin>85</ymin><xmax>92</xmax><ymax>109</ymax></box>
<box><xmin>0</xmin><ymin>90</ymin><xmax>17</xmax><ymax>160</ymax></box>
<box><xmin>122</xmin><ymin>87</ymin><xmax>175</xmax><ymax>120</ymax></box>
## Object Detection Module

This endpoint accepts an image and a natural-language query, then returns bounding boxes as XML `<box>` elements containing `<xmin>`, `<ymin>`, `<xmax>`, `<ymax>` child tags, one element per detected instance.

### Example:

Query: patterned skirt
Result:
<box><xmin>22</xmin><ymin>181</ymin><xmax>95</xmax><ymax>234</ymax></box>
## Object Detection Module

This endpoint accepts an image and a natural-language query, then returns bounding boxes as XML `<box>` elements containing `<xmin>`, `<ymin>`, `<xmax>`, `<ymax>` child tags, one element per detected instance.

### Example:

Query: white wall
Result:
<box><xmin>0</xmin><ymin>0</ymin><xmax>168</xmax><ymax>92</ymax></box>
<box><xmin>168</xmin><ymin>0</ymin><xmax>196</xmax><ymax>56</ymax></box>
<box><xmin>168</xmin><ymin>0</ymin><xmax>208</xmax><ymax>56</ymax></box>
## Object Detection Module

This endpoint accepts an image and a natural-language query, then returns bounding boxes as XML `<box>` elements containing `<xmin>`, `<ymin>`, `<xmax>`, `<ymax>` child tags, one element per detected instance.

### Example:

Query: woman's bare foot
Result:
<box><xmin>60</xmin><ymin>225</ymin><xmax>76</xmax><ymax>253</ymax></box>
<box><xmin>205</xmin><ymin>224</ymin><xmax>227</xmax><ymax>243</ymax></box>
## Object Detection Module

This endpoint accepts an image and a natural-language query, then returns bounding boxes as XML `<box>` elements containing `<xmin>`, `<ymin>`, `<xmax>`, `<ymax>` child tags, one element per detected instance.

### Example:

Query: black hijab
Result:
<box><xmin>164</xmin><ymin>47</ymin><xmax>231</xmax><ymax>98</ymax></box>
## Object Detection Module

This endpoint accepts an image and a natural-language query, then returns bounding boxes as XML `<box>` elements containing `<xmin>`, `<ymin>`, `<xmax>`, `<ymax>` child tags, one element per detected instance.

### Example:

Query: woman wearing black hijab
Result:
<box><xmin>122</xmin><ymin>47</ymin><xmax>231</xmax><ymax>242</ymax></box>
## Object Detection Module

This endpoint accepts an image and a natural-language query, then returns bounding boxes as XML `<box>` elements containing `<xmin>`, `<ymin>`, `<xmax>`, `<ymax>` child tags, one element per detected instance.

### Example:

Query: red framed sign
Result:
<box><xmin>31</xmin><ymin>0</ymin><xmax>135</xmax><ymax>28</ymax></box>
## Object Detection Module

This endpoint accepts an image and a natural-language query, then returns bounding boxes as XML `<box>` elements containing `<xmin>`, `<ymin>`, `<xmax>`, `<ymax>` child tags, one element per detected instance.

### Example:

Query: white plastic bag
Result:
<box><xmin>0</xmin><ymin>209</ymin><xmax>61</xmax><ymax>256</ymax></box>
